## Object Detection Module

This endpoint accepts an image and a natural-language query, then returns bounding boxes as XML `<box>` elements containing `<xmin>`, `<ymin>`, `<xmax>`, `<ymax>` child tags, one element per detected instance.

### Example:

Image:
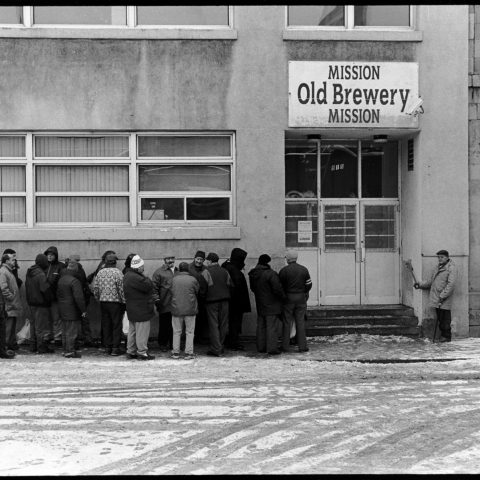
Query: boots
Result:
<box><xmin>37</xmin><ymin>341</ymin><xmax>55</xmax><ymax>354</ymax></box>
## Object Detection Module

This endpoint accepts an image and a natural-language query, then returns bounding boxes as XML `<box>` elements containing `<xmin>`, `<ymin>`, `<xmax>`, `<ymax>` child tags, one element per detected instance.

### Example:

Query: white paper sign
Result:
<box><xmin>298</xmin><ymin>220</ymin><xmax>313</xmax><ymax>243</ymax></box>
<box><xmin>289</xmin><ymin>61</ymin><xmax>419</xmax><ymax>128</ymax></box>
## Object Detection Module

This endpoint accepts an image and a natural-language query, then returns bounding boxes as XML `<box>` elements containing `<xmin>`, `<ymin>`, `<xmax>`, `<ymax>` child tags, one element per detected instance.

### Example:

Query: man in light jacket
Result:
<box><xmin>170</xmin><ymin>262</ymin><xmax>200</xmax><ymax>360</ymax></box>
<box><xmin>415</xmin><ymin>249</ymin><xmax>458</xmax><ymax>342</ymax></box>
<box><xmin>0</xmin><ymin>252</ymin><xmax>22</xmax><ymax>351</ymax></box>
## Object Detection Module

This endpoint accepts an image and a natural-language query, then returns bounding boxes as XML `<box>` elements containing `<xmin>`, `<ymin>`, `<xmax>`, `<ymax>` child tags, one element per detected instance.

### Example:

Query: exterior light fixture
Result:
<box><xmin>373</xmin><ymin>135</ymin><xmax>388</xmax><ymax>143</ymax></box>
<box><xmin>307</xmin><ymin>134</ymin><xmax>322</xmax><ymax>141</ymax></box>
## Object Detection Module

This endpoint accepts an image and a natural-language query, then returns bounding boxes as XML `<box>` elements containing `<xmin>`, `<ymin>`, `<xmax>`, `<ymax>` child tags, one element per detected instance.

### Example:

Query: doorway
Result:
<box><xmin>285</xmin><ymin>138</ymin><xmax>400</xmax><ymax>305</ymax></box>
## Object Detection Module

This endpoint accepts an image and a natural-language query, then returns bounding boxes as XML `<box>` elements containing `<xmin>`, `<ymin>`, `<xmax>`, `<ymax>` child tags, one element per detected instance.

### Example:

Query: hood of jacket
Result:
<box><xmin>248</xmin><ymin>264</ymin><xmax>270</xmax><ymax>281</ymax></box>
<box><xmin>230</xmin><ymin>248</ymin><xmax>248</xmax><ymax>269</ymax></box>
<box><xmin>35</xmin><ymin>253</ymin><xmax>49</xmax><ymax>270</ymax></box>
<box><xmin>26</xmin><ymin>263</ymin><xmax>47</xmax><ymax>278</ymax></box>
<box><xmin>44</xmin><ymin>246</ymin><xmax>59</xmax><ymax>262</ymax></box>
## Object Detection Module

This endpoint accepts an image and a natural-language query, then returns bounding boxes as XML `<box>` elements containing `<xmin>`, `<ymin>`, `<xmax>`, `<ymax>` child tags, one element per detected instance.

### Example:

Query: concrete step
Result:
<box><xmin>307</xmin><ymin>315</ymin><xmax>419</xmax><ymax>327</ymax></box>
<box><xmin>307</xmin><ymin>304</ymin><xmax>415</xmax><ymax>318</ymax></box>
<box><xmin>305</xmin><ymin>325</ymin><xmax>420</xmax><ymax>338</ymax></box>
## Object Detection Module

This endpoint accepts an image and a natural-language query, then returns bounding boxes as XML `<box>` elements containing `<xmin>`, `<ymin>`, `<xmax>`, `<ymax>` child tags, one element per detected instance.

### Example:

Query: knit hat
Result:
<box><xmin>285</xmin><ymin>250</ymin><xmax>298</xmax><ymax>261</ymax></box>
<box><xmin>179</xmin><ymin>261</ymin><xmax>189</xmax><ymax>272</ymax></box>
<box><xmin>35</xmin><ymin>253</ymin><xmax>49</xmax><ymax>270</ymax></box>
<box><xmin>67</xmin><ymin>254</ymin><xmax>80</xmax><ymax>265</ymax></box>
<box><xmin>105</xmin><ymin>253</ymin><xmax>118</xmax><ymax>266</ymax></box>
<box><xmin>131</xmin><ymin>255</ymin><xmax>144</xmax><ymax>269</ymax></box>
<box><xmin>206</xmin><ymin>252</ymin><xmax>219</xmax><ymax>263</ymax></box>
<box><xmin>436</xmin><ymin>249</ymin><xmax>449</xmax><ymax>257</ymax></box>
<box><xmin>258</xmin><ymin>254</ymin><xmax>271</xmax><ymax>265</ymax></box>
<box><xmin>194</xmin><ymin>250</ymin><xmax>206</xmax><ymax>260</ymax></box>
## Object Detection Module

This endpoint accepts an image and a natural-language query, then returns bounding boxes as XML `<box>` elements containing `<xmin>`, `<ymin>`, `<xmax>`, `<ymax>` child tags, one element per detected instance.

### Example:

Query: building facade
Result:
<box><xmin>0</xmin><ymin>5</ymin><xmax>469</xmax><ymax>337</ymax></box>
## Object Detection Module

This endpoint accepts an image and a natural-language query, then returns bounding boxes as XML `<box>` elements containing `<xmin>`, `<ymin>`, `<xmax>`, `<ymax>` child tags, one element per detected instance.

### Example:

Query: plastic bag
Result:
<box><xmin>122</xmin><ymin>311</ymin><xmax>129</xmax><ymax>336</ymax></box>
<box><xmin>17</xmin><ymin>319</ymin><xmax>31</xmax><ymax>344</ymax></box>
<box><xmin>290</xmin><ymin>319</ymin><xmax>296</xmax><ymax>339</ymax></box>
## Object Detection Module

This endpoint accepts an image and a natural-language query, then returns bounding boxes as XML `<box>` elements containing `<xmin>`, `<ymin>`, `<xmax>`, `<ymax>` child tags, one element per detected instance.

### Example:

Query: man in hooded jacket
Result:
<box><xmin>248</xmin><ymin>254</ymin><xmax>286</xmax><ymax>355</ymax></box>
<box><xmin>25</xmin><ymin>254</ymin><xmax>55</xmax><ymax>354</ymax></box>
<box><xmin>222</xmin><ymin>248</ymin><xmax>251</xmax><ymax>350</ymax></box>
<box><xmin>44</xmin><ymin>246</ymin><xmax>66</xmax><ymax>345</ymax></box>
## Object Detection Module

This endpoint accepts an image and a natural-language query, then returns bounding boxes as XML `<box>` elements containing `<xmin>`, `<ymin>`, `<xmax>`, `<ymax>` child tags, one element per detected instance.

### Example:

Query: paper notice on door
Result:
<box><xmin>298</xmin><ymin>221</ymin><xmax>312</xmax><ymax>243</ymax></box>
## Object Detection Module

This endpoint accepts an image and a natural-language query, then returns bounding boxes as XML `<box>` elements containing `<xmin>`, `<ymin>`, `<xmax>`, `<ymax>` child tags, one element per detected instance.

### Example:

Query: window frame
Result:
<box><xmin>285</xmin><ymin>5</ymin><xmax>415</xmax><ymax>31</ymax></box>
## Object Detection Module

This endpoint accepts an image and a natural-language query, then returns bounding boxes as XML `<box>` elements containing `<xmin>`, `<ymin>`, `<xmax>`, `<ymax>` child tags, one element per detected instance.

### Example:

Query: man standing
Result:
<box><xmin>248</xmin><ymin>254</ymin><xmax>286</xmax><ymax>355</ymax></box>
<box><xmin>414</xmin><ymin>249</ymin><xmax>458</xmax><ymax>342</ymax></box>
<box><xmin>25</xmin><ymin>254</ymin><xmax>54</xmax><ymax>354</ymax></box>
<box><xmin>57</xmin><ymin>260</ymin><xmax>87</xmax><ymax>358</ymax></box>
<box><xmin>2</xmin><ymin>248</ymin><xmax>22</xmax><ymax>288</ymax></box>
<box><xmin>205</xmin><ymin>252</ymin><xmax>232</xmax><ymax>357</ymax></box>
<box><xmin>222</xmin><ymin>248</ymin><xmax>251</xmax><ymax>351</ymax></box>
<box><xmin>170</xmin><ymin>262</ymin><xmax>200</xmax><ymax>360</ymax></box>
<box><xmin>0</xmin><ymin>252</ymin><xmax>22</xmax><ymax>352</ymax></box>
<box><xmin>44</xmin><ymin>246</ymin><xmax>66</xmax><ymax>346</ymax></box>
<box><xmin>124</xmin><ymin>255</ymin><xmax>155</xmax><ymax>361</ymax></box>
<box><xmin>188</xmin><ymin>250</ymin><xmax>213</xmax><ymax>344</ymax></box>
<box><xmin>93</xmin><ymin>253</ymin><xmax>126</xmax><ymax>356</ymax></box>
<box><xmin>152</xmin><ymin>255</ymin><xmax>178</xmax><ymax>351</ymax></box>
<box><xmin>279</xmin><ymin>250</ymin><xmax>312</xmax><ymax>353</ymax></box>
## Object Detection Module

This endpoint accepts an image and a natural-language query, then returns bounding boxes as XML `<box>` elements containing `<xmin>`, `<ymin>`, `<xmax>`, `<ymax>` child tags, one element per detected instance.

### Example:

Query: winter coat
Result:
<box><xmin>123</xmin><ymin>268</ymin><xmax>155</xmax><ymax>322</ymax></box>
<box><xmin>248</xmin><ymin>264</ymin><xmax>286</xmax><ymax>316</ymax></box>
<box><xmin>0</xmin><ymin>264</ymin><xmax>22</xmax><ymax>317</ymax></box>
<box><xmin>221</xmin><ymin>258</ymin><xmax>251</xmax><ymax>313</ymax></box>
<box><xmin>93</xmin><ymin>267</ymin><xmax>125</xmax><ymax>304</ymax></box>
<box><xmin>419</xmin><ymin>259</ymin><xmax>458</xmax><ymax>310</ymax></box>
<box><xmin>57</xmin><ymin>271</ymin><xmax>86</xmax><ymax>321</ymax></box>
<box><xmin>152</xmin><ymin>264</ymin><xmax>178</xmax><ymax>313</ymax></box>
<box><xmin>188</xmin><ymin>262</ymin><xmax>213</xmax><ymax>301</ymax></box>
<box><xmin>206</xmin><ymin>264</ymin><xmax>232</xmax><ymax>303</ymax></box>
<box><xmin>171</xmin><ymin>272</ymin><xmax>200</xmax><ymax>317</ymax></box>
<box><xmin>44</xmin><ymin>246</ymin><xmax>66</xmax><ymax>299</ymax></box>
<box><xmin>279</xmin><ymin>261</ymin><xmax>313</xmax><ymax>304</ymax></box>
<box><xmin>25</xmin><ymin>264</ymin><xmax>54</xmax><ymax>307</ymax></box>
<box><xmin>60</xmin><ymin>263</ymin><xmax>91</xmax><ymax>305</ymax></box>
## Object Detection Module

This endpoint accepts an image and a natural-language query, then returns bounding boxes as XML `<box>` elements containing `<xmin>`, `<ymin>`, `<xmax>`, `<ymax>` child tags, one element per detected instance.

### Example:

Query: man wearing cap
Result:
<box><xmin>204</xmin><ymin>252</ymin><xmax>232</xmax><ymax>357</ymax></box>
<box><xmin>152</xmin><ymin>255</ymin><xmax>178</xmax><ymax>352</ymax></box>
<box><xmin>248</xmin><ymin>254</ymin><xmax>286</xmax><ymax>355</ymax></box>
<box><xmin>188</xmin><ymin>250</ymin><xmax>213</xmax><ymax>344</ymax></box>
<box><xmin>279</xmin><ymin>250</ymin><xmax>312</xmax><ymax>353</ymax></box>
<box><xmin>222</xmin><ymin>248</ymin><xmax>251</xmax><ymax>351</ymax></box>
<box><xmin>414</xmin><ymin>249</ymin><xmax>458</xmax><ymax>342</ymax></box>
<box><xmin>123</xmin><ymin>255</ymin><xmax>155</xmax><ymax>360</ymax></box>
<box><xmin>93</xmin><ymin>253</ymin><xmax>126</xmax><ymax>356</ymax></box>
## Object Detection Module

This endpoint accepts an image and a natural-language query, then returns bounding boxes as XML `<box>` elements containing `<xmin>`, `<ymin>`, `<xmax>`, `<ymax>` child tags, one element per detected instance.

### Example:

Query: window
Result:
<box><xmin>136</xmin><ymin>6</ymin><xmax>229</xmax><ymax>26</ymax></box>
<box><xmin>0</xmin><ymin>133</ymin><xmax>234</xmax><ymax>227</ymax></box>
<box><xmin>0</xmin><ymin>6</ymin><xmax>23</xmax><ymax>24</ymax></box>
<box><xmin>287</xmin><ymin>5</ymin><xmax>412</xmax><ymax>29</ymax></box>
<box><xmin>33</xmin><ymin>6</ymin><xmax>127</xmax><ymax>25</ymax></box>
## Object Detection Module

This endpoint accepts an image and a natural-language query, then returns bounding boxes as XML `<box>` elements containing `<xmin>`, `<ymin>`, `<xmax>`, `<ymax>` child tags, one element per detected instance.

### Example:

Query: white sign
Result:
<box><xmin>298</xmin><ymin>220</ymin><xmax>313</xmax><ymax>243</ymax></box>
<box><xmin>289</xmin><ymin>61</ymin><xmax>419</xmax><ymax>128</ymax></box>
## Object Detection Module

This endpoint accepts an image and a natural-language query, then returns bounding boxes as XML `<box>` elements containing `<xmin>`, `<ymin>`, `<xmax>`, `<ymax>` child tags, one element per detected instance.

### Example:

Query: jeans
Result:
<box><xmin>158</xmin><ymin>311</ymin><xmax>173</xmax><ymax>348</ymax></box>
<box><xmin>5</xmin><ymin>316</ymin><xmax>17</xmax><ymax>349</ymax></box>
<box><xmin>62</xmin><ymin>319</ymin><xmax>80</xmax><ymax>354</ymax></box>
<box><xmin>49</xmin><ymin>302</ymin><xmax>62</xmax><ymax>341</ymax></box>
<box><xmin>282</xmin><ymin>294</ymin><xmax>307</xmax><ymax>351</ymax></box>
<box><xmin>436</xmin><ymin>308</ymin><xmax>452</xmax><ymax>340</ymax></box>
<box><xmin>172</xmin><ymin>315</ymin><xmax>196</xmax><ymax>355</ymax></box>
<box><xmin>30</xmin><ymin>306</ymin><xmax>50</xmax><ymax>348</ymax></box>
<box><xmin>126</xmin><ymin>321</ymin><xmax>150</xmax><ymax>356</ymax></box>
<box><xmin>100</xmin><ymin>302</ymin><xmax>124</xmax><ymax>350</ymax></box>
<box><xmin>205</xmin><ymin>301</ymin><xmax>229</xmax><ymax>355</ymax></box>
<box><xmin>256</xmin><ymin>314</ymin><xmax>281</xmax><ymax>354</ymax></box>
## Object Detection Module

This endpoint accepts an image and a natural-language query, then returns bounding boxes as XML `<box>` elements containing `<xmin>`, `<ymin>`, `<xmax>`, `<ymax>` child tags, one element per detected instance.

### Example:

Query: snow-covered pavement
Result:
<box><xmin>2</xmin><ymin>334</ymin><xmax>480</xmax><ymax>475</ymax></box>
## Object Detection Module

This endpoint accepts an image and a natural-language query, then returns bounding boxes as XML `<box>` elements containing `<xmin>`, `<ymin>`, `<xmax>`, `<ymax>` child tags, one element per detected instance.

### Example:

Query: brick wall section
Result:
<box><xmin>469</xmin><ymin>5</ymin><xmax>480</xmax><ymax>336</ymax></box>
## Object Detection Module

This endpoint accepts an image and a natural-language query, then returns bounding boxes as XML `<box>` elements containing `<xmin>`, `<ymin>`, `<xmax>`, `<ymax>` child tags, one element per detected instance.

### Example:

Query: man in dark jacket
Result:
<box><xmin>279</xmin><ymin>250</ymin><xmax>312</xmax><ymax>353</ymax></box>
<box><xmin>123</xmin><ymin>255</ymin><xmax>155</xmax><ymax>361</ymax></box>
<box><xmin>205</xmin><ymin>252</ymin><xmax>232</xmax><ymax>357</ymax></box>
<box><xmin>222</xmin><ymin>248</ymin><xmax>251</xmax><ymax>351</ymax></box>
<box><xmin>25</xmin><ymin>254</ymin><xmax>55</xmax><ymax>354</ymax></box>
<box><xmin>249</xmin><ymin>254</ymin><xmax>286</xmax><ymax>355</ymax></box>
<box><xmin>57</xmin><ymin>260</ymin><xmax>87</xmax><ymax>358</ymax></box>
<box><xmin>44</xmin><ymin>246</ymin><xmax>66</xmax><ymax>345</ymax></box>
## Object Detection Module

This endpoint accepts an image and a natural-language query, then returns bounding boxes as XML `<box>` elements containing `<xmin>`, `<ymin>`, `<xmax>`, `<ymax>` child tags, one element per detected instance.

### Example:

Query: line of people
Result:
<box><xmin>0</xmin><ymin>245</ymin><xmax>312</xmax><ymax>360</ymax></box>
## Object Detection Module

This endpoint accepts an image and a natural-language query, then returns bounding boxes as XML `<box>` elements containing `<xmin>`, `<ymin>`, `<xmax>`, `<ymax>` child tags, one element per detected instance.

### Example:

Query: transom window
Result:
<box><xmin>287</xmin><ymin>5</ymin><xmax>412</xmax><ymax>29</ymax></box>
<box><xmin>0</xmin><ymin>133</ymin><xmax>234</xmax><ymax>226</ymax></box>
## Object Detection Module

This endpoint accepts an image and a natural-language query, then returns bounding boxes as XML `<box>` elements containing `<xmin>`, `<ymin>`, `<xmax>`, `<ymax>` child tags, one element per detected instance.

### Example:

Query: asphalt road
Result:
<box><xmin>2</xmin><ymin>337</ymin><xmax>480</xmax><ymax>475</ymax></box>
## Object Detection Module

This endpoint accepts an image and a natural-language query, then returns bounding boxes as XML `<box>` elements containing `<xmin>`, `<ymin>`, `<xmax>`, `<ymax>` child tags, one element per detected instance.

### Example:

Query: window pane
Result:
<box><xmin>0</xmin><ymin>6</ymin><xmax>23</xmax><ymax>24</ymax></box>
<box><xmin>0</xmin><ymin>197</ymin><xmax>25</xmax><ymax>223</ymax></box>
<box><xmin>35</xmin><ymin>136</ymin><xmax>129</xmax><ymax>157</ymax></box>
<box><xmin>321</xmin><ymin>142</ymin><xmax>358</xmax><ymax>198</ymax></box>
<box><xmin>36</xmin><ymin>166</ymin><xmax>128</xmax><ymax>192</ymax></box>
<box><xmin>36</xmin><ymin>197</ymin><xmax>129</xmax><ymax>223</ymax></box>
<box><xmin>139</xmin><ymin>165</ymin><xmax>230</xmax><ymax>192</ymax></box>
<box><xmin>33</xmin><ymin>6</ymin><xmax>127</xmax><ymax>25</ymax></box>
<box><xmin>136</xmin><ymin>6</ymin><xmax>229</xmax><ymax>26</ymax></box>
<box><xmin>140</xmin><ymin>198</ymin><xmax>184</xmax><ymax>221</ymax></box>
<box><xmin>354</xmin><ymin>6</ymin><xmax>410</xmax><ymax>27</ymax></box>
<box><xmin>138</xmin><ymin>136</ymin><xmax>231</xmax><ymax>157</ymax></box>
<box><xmin>285</xmin><ymin>140</ymin><xmax>317</xmax><ymax>198</ymax></box>
<box><xmin>361</xmin><ymin>142</ymin><xmax>398</xmax><ymax>198</ymax></box>
<box><xmin>288</xmin><ymin>5</ymin><xmax>344</xmax><ymax>26</ymax></box>
<box><xmin>0</xmin><ymin>166</ymin><xmax>25</xmax><ymax>192</ymax></box>
<box><xmin>324</xmin><ymin>205</ymin><xmax>356</xmax><ymax>251</ymax></box>
<box><xmin>0</xmin><ymin>136</ymin><xmax>25</xmax><ymax>157</ymax></box>
<box><xmin>187</xmin><ymin>198</ymin><xmax>229</xmax><ymax>220</ymax></box>
<box><xmin>285</xmin><ymin>201</ymin><xmax>318</xmax><ymax>247</ymax></box>
<box><xmin>364</xmin><ymin>205</ymin><xmax>396</xmax><ymax>250</ymax></box>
